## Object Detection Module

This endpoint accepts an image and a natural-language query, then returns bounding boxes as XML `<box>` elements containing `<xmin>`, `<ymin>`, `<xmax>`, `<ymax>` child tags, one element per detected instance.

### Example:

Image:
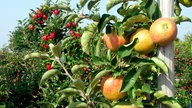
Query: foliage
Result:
<box><xmin>0</xmin><ymin>49</ymin><xmax>45</xmax><ymax>107</ymax></box>
<box><xmin>174</xmin><ymin>33</ymin><xmax>192</xmax><ymax>107</ymax></box>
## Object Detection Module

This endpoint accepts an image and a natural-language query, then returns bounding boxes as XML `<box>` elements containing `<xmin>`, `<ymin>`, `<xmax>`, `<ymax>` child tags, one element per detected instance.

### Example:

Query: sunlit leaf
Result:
<box><xmin>95</xmin><ymin>36</ymin><xmax>102</xmax><ymax>57</ymax></box>
<box><xmin>24</xmin><ymin>52</ymin><xmax>49</xmax><ymax>61</ymax></box>
<box><xmin>73</xmin><ymin>78</ymin><xmax>85</xmax><ymax>91</ymax></box>
<box><xmin>71</xmin><ymin>64</ymin><xmax>89</xmax><ymax>74</ymax></box>
<box><xmin>40</xmin><ymin>69</ymin><xmax>61</xmax><ymax>86</ymax></box>
<box><xmin>154</xmin><ymin>91</ymin><xmax>166</xmax><ymax>99</ymax></box>
<box><xmin>90</xmin><ymin>13</ymin><xmax>100</xmax><ymax>22</ymax></box>
<box><xmin>49</xmin><ymin>43</ymin><xmax>62</xmax><ymax>58</ymax></box>
<box><xmin>57</xmin><ymin>95</ymin><xmax>66</xmax><ymax>104</ymax></box>
<box><xmin>151</xmin><ymin>57</ymin><xmax>168</xmax><ymax>75</ymax></box>
<box><xmin>121</xmin><ymin>14</ymin><xmax>150</xmax><ymax>36</ymax></box>
<box><xmin>80</xmin><ymin>0</ymin><xmax>89</xmax><ymax>8</ymax></box>
<box><xmin>88</xmin><ymin>0</ymin><xmax>100</xmax><ymax>10</ymax></box>
<box><xmin>161</xmin><ymin>100</ymin><xmax>182</xmax><ymax>108</ymax></box>
<box><xmin>81</xmin><ymin>22</ymin><xmax>98</xmax><ymax>55</ymax></box>
<box><xmin>106</xmin><ymin>0</ymin><xmax>124</xmax><ymax>12</ymax></box>
<box><xmin>50</xmin><ymin>5</ymin><xmax>72</xmax><ymax>11</ymax></box>
<box><xmin>64</xmin><ymin>14</ymin><xmax>78</xmax><ymax>25</ymax></box>
<box><xmin>57</xmin><ymin>88</ymin><xmax>80</xmax><ymax>95</ymax></box>
<box><xmin>171</xmin><ymin>15</ymin><xmax>192</xmax><ymax>24</ymax></box>
<box><xmin>143</xmin><ymin>0</ymin><xmax>161</xmax><ymax>20</ymax></box>
<box><xmin>141</xmin><ymin>83</ymin><xmax>153</xmax><ymax>93</ymax></box>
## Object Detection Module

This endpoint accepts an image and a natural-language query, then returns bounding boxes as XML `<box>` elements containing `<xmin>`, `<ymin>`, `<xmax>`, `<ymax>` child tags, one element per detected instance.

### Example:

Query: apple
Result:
<box><xmin>101</xmin><ymin>75</ymin><xmax>126</xmax><ymax>100</ymax></box>
<box><xmin>149</xmin><ymin>18</ymin><xmax>177</xmax><ymax>46</ymax></box>
<box><xmin>130</xmin><ymin>28</ymin><xmax>155</xmax><ymax>54</ymax></box>
<box><xmin>179</xmin><ymin>0</ymin><xmax>192</xmax><ymax>7</ymax></box>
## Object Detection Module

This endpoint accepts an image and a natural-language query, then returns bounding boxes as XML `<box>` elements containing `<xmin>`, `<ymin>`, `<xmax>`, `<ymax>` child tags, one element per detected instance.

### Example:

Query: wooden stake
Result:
<box><xmin>157</xmin><ymin>0</ymin><xmax>175</xmax><ymax>108</ymax></box>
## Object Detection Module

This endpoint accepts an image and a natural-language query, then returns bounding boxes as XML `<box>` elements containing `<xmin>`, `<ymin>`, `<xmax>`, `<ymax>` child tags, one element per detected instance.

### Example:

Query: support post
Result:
<box><xmin>157</xmin><ymin>0</ymin><xmax>175</xmax><ymax>108</ymax></box>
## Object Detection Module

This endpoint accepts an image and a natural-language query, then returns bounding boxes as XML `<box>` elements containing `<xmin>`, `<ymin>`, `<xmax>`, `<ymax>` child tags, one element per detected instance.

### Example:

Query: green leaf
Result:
<box><xmin>143</xmin><ymin>0</ymin><xmax>161</xmax><ymax>20</ymax></box>
<box><xmin>117</xmin><ymin>2</ymin><xmax>129</xmax><ymax>17</ymax></box>
<box><xmin>121</xmin><ymin>67</ymin><xmax>145</xmax><ymax>92</ymax></box>
<box><xmin>74</xmin><ymin>17</ymin><xmax>85</xmax><ymax>23</ymax></box>
<box><xmin>60</xmin><ymin>52</ymin><xmax>66</xmax><ymax>63</ymax></box>
<box><xmin>141</xmin><ymin>83</ymin><xmax>153</xmax><ymax>93</ymax></box>
<box><xmin>86</xmin><ymin>70</ymin><xmax>111</xmax><ymax>95</ymax></box>
<box><xmin>64</xmin><ymin>14</ymin><xmax>78</xmax><ymax>25</ymax></box>
<box><xmin>154</xmin><ymin>91</ymin><xmax>166</xmax><ymax>99</ymax></box>
<box><xmin>118</xmin><ymin>38</ymin><xmax>138</xmax><ymax>59</ymax></box>
<box><xmin>92</xmin><ymin>56</ymin><xmax>111</xmax><ymax>66</ymax></box>
<box><xmin>68</xmin><ymin>102</ymin><xmax>88</xmax><ymax>108</ymax></box>
<box><xmin>57</xmin><ymin>88</ymin><xmax>80</xmax><ymax>95</ymax></box>
<box><xmin>161</xmin><ymin>100</ymin><xmax>182</xmax><ymax>108</ymax></box>
<box><xmin>121</xmin><ymin>14</ymin><xmax>150</xmax><ymax>36</ymax></box>
<box><xmin>171</xmin><ymin>15</ymin><xmax>192</xmax><ymax>24</ymax></box>
<box><xmin>49</xmin><ymin>43</ymin><xmax>62</xmax><ymax>58</ymax></box>
<box><xmin>106</xmin><ymin>0</ymin><xmax>124</xmax><ymax>12</ymax></box>
<box><xmin>81</xmin><ymin>22</ymin><xmax>98</xmax><ymax>55</ymax></box>
<box><xmin>50</xmin><ymin>4</ymin><xmax>71</xmax><ymax>11</ymax></box>
<box><xmin>95</xmin><ymin>36</ymin><xmax>102</xmax><ymax>57</ymax></box>
<box><xmin>71</xmin><ymin>64</ymin><xmax>89</xmax><ymax>74</ymax></box>
<box><xmin>130</xmin><ymin>57</ymin><xmax>154</xmax><ymax>67</ymax></box>
<box><xmin>106</xmin><ymin>49</ymin><xmax>112</xmax><ymax>60</ymax></box>
<box><xmin>88</xmin><ymin>0</ymin><xmax>100</xmax><ymax>10</ymax></box>
<box><xmin>57</xmin><ymin>95</ymin><xmax>66</xmax><ymax>104</ymax></box>
<box><xmin>73</xmin><ymin>78</ymin><xmax>85</xmax><ymax>91</ymax></box>
<box><xmin>80</xmin><ymin>0</ymin><xmax>89</xmax><ymax>8</ymax></box>
<box><xmin>24</xmin><ymin>52</ymin><xmax>49</xmax><ymax>61</ymax></box>
<box><xmin>40</xmin><ymin>69</ymin><xmax>61</xmax><ymax>86</ymax></box>
<box><xmin>90</xmin><ymin>13</ymin><xmax>100</xmax><ymax>22</ymax></box>
<box><xmin>151</xmin><ymin>57</ymin><xmax>168</xmax><ymax>76</ymax></box>
<box><xmin>98</xmin><ymin>102</ymin><xmax>111</xmax><ymax>108</ymax></box>
<box><xmin>98</xmin><ymin>14</ymin><xmax>117</xmax><ymax>33</ymax></box>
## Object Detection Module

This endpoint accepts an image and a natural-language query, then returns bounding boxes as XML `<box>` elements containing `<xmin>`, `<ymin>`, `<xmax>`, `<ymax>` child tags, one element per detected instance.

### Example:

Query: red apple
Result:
<box><xmin>101</xmin><ymin>75</ymin><xmax>126</xmax><ymax>100</ymax></box>
<box><xmin>149</xmin><ymin>18</ymin><xmax>177</xmax><ymax>46</ymax></box>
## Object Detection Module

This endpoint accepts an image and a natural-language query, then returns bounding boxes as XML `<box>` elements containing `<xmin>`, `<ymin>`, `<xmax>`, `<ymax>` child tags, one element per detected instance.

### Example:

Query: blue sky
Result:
<box><xmin>0</xmin><ymin>0</ymin><xmax>191</xmax><ymax>48</ymax></box>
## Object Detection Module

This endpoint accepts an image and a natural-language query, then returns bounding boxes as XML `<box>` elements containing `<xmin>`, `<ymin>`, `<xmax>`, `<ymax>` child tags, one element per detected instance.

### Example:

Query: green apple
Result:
<box><xmin>179</xmin><ymin>0</ymin><xmax>192</xmax><ymax>7</ymax></box>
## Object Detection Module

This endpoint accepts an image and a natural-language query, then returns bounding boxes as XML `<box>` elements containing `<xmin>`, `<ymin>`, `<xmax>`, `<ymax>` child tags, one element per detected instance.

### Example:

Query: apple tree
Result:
<box><xmin>22</xmin><ymin>0</ymin><xmax>191</xmax><ymax>107</ymax></box>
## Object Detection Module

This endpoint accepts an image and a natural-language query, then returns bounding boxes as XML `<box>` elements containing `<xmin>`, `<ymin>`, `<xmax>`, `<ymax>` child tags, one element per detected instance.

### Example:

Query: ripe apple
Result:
<box><xmin>130</xmin><ymin>28</ymin><xmax>155</xmax><ymax>54</ymax></box>
<box><xmin>29</xmin><ymin>24</ymin><xmax>34</xmax><ymax>31</ymax></box>
<box><xmin>101</xmin><ymin>75</ymin><xmax>126</xmax><ymax>100</ymax></box>
<box><xmin>104</xmin><ymin>28</ymin><xmax>126</xmax><ymax>52</ymax></box>
<box><xmin>149</xmin><ymin>18</ymin><xmax>177</xmax><ymax>46</ymax></box>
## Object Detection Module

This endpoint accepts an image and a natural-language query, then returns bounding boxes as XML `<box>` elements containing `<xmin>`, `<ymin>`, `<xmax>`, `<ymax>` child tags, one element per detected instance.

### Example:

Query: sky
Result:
<box><xmin>0</xmin><ymin>0</ymin><xmax>192</xmax><ymax>49</ymax></box>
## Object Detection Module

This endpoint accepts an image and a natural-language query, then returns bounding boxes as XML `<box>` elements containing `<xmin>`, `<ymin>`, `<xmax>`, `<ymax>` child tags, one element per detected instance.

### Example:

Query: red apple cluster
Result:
<box><xmin>41</xmin><ymin>32</ymin><xmax>56</xmax><ymax>49</ymax></box>
<box><xmin>42</xmin><ymin>32</ymin><xmax>56</xmax><ymax>41</ymax></box>
<box><xmin>33</xmin><ymin>9</ymin><xmax>47</xmax><ymax>25</ymax></box>
<box><xmin>28</xmin><ymin>8</ymin><xmax>60</xmax><ymax>31</ymax></box>
<box><xmin>66</xmin><ymin>22</ymin><xmax>81</xmax><ymax>38</ymax></box>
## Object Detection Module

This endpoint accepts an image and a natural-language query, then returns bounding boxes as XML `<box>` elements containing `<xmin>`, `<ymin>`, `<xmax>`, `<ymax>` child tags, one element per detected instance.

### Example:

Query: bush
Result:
<box><xmin>0</xmin><ymin>49</ymin><xmax>45</xmax><ymax>107</ymax></box>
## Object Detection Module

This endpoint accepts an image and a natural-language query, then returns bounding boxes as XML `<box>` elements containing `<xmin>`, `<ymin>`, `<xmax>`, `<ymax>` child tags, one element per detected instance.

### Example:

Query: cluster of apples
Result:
<box><xmin>104</xmin><ymin>17</ymin><xmax>177</xmax><ymax>55</ymax></box>
<box><xmin>28</xmin><ymin>8</ymin><xmax>59</xmax><ymax>31</ymax></box>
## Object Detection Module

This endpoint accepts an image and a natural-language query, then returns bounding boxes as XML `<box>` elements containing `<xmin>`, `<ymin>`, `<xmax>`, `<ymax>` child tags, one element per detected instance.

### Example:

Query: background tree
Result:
<box><xmin>174</xmin><ymin>33</ymin><xmax>192</xmax><ymax>107</ymax></box>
